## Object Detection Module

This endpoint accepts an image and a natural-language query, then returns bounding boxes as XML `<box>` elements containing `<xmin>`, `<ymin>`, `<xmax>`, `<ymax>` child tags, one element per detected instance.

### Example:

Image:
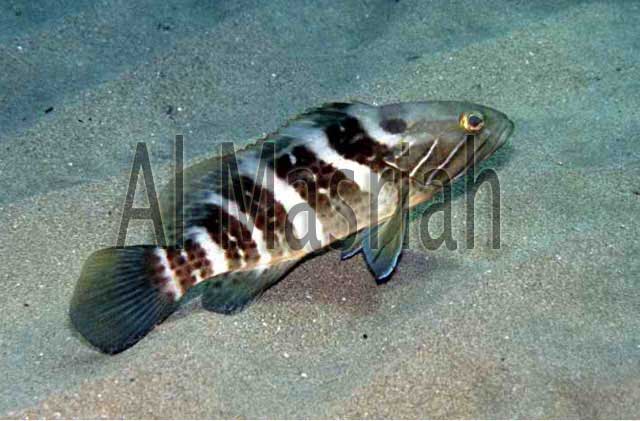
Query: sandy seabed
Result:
<box><xmin>1</xmin><ymin>0</ymin><xmax>639</xmax><ymax>418</ymax></box>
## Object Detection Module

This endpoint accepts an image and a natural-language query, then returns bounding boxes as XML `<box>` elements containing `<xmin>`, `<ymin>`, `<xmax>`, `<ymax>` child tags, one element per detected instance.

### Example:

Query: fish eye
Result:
<box><xmin>460</xmin><ymin>111</ymin><xmax>485</xmax><ymax>133</ymax></box>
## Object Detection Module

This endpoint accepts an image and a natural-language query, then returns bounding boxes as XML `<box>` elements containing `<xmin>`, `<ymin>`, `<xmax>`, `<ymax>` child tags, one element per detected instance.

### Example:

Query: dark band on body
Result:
<box><xmin>191</xmin><ymin>202</ymin><xmax>260</xmax><ymax>270</ymax></box>
<box><xmin>270</xmin><ymin>145</ymin><xmax>361</xmax><ymax>212</ymax></box>
<box><xmin>147</xmin><ymin>248</ymin><xmax>184</xmax><ymax>301</ymax></box>
<box><xmin>216</xmin><ymin>164</ymin><xmax>289</xmax><ymax>249</ymax></box>
<box><xmin>322</xmin><ymin>115</ymin><xmax>391</xmax><ymax>172</ymax></box>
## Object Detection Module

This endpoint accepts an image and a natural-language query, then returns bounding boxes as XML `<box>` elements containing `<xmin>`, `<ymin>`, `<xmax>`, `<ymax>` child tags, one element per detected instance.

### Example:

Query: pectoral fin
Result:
<box><xmin>341</xmin><ymin>187</ymin><xmax>409</xmax><ymax>283</ymax></box>
<box><xmin>340</xmin><ymin>230</ymin><xmax>365</xmax><ymax>261</ymax></box>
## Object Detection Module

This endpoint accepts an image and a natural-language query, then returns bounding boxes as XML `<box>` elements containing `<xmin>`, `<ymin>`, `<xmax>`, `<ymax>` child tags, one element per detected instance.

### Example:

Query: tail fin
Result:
<box><xmin>69</xmin><ymin>246</ymin><xmax>179</xmax><ymax>354</ymax></box>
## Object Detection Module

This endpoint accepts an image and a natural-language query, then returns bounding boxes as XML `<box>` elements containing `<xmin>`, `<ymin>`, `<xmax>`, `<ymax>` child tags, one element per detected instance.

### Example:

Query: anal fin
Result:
<box><xmin>201</xmin><ymin>262</ymin><xmax>297</xmax><ymax>314</ymax></box>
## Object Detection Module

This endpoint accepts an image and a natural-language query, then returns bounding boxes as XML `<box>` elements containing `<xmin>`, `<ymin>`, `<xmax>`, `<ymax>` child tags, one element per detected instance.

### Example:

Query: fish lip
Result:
<box><xmin>480</xmin><ymin>118</ymin><xmax>514</xmax><ymax>161</ymax></box>
<box><xmin>498</xmin><ymin>118</ymin><xmax>515</xmax><ymax>147</ymax></box>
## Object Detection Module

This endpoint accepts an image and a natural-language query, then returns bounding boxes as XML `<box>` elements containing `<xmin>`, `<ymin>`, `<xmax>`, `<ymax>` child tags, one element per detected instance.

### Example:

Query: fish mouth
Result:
<box><xmin>497</xmin><ymin>118</ymin><xmax>515</xmax><ymax>147</ymax></box>
<box><xmin>478</xmin><ymin>118</ymin><xmax>514</xmax><ymax>162</ymax></box>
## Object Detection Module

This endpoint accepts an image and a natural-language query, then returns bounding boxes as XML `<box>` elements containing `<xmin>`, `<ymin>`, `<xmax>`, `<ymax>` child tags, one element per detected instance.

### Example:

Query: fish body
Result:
<box><xmin>70</xmin><ymin>101</ymin><xmax>514</xmax><ymax>353</ymax></box>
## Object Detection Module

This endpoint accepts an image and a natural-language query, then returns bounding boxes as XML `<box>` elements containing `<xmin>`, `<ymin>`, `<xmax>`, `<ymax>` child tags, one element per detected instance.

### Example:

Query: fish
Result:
<box><xmin>69</xmin><ymin>100</ymin><xmax>514</xmax><ymax>354</ymax></box>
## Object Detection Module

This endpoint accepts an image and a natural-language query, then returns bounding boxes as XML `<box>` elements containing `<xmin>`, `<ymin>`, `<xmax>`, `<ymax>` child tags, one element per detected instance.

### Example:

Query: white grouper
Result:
<box><xmin>70</xmin><ymin>101</ymin><xmax>514</xmax><ymax>354</ymax></box>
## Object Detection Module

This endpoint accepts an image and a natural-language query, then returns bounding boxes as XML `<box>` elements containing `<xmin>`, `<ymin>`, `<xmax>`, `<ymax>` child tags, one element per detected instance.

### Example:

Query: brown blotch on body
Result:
<box><xmin>324</xmin><ymin>116</ymin><xmax>391</xmax><ymax>172</ymax></box>
<box><xmin>380</xmin><ymin>118</ymin><xmax>407</xmax><ymax>134</ymax></box>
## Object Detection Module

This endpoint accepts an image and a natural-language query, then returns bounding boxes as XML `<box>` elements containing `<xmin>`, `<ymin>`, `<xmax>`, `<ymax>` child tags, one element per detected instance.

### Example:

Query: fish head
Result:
<box><xmin>378</xmin><ymin>101</ymin><xmax>514</xmax><ymax>187</ymax></box>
